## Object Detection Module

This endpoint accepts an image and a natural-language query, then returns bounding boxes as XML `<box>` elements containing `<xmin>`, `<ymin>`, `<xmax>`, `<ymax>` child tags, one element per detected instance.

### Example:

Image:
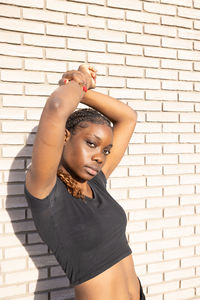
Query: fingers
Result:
<box><xmin>59</xmin><ymin>70</ymin><xmax>88</xmax><ymax>86</ymax></box>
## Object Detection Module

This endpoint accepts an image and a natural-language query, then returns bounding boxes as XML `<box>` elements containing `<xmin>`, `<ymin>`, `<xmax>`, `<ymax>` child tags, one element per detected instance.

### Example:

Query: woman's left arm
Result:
<box><xmin>82</xmin><ymin>89</ymin><xmax>137</xmax><ymax>178</ymax></box>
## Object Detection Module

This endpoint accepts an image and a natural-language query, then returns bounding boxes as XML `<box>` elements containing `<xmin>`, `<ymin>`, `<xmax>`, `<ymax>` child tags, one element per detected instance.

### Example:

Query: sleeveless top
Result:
<box><xmin>24</xmin><ymin>171</ymin><xmax>132</xmax><ymax>286</ymax></box>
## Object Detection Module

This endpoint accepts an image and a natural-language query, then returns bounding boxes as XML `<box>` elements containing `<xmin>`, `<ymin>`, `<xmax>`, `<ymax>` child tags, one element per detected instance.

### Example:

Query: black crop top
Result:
<box><xmin>24</xmin><ymin>171</ymin><xmax>132</xmax><ymax>285</ymax></box>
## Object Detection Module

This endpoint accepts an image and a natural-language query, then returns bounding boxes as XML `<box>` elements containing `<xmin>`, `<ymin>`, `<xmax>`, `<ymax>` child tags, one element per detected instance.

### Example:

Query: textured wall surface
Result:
<box><xmin>0</xmin><ymin>0</ymin><xmax>200</xmax><ymax>299</ymax></box>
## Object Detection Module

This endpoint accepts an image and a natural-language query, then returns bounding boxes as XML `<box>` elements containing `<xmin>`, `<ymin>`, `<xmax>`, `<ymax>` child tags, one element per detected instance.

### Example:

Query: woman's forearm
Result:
<box><xmin>82</xmin><ymin>90</ymin><xmax>137</xmax><ymax>124</ymax></box>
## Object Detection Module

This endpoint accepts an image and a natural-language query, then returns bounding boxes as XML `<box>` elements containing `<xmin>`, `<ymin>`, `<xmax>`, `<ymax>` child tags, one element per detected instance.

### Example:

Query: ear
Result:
<box><xmin>64</xmin><ymin>129</ymin><xmax>71</xmax><ymax>143</ymax></box>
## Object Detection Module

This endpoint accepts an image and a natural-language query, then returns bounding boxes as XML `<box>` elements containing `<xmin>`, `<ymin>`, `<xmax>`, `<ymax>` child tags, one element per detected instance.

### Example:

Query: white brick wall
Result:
<box><xmin>0</xmin><ymin>1</ymin><xmax>200</xmax><ymax>300</ymax></box>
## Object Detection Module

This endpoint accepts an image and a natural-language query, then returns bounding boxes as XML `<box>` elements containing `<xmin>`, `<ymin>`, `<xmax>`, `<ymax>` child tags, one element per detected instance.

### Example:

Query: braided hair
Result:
<box><xmin>57</xmin><ymin>108</ymin><xmax>112</xmax><ymax>199</ymax></box>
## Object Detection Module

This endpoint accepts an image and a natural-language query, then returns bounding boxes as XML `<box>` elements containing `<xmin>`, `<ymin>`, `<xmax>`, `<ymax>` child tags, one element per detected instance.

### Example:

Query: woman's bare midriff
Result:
<box><xmin>75</xmin><ymin>254</ymin><xmax>140</xmax><ymax>300</ymax></box>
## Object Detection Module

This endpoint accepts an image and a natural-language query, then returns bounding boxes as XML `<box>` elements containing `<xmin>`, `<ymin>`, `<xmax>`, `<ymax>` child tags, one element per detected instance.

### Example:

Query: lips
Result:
<box><xmin>85</xmin><ymin>165</ymin><xmax>100</xmax><ymax>176</ymax></box>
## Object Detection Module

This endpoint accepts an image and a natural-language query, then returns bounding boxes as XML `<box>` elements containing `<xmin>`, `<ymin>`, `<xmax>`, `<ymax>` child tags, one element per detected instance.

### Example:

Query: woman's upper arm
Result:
<box><xmin>102</xmin><ymin>111</ymin><xmax>137</xmax><ymax>179</ymax></box>
<box><xmin>26</xmin><ymin>103</ymin><xmax>66</xmax><ymax>199</ymax></box>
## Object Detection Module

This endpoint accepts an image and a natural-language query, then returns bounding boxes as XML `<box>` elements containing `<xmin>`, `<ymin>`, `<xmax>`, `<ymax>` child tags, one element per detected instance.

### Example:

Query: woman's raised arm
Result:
<box><xmin>25</xmin><ymin>74</ymin><xmax>90</xmax><ymax>199</ymax></box>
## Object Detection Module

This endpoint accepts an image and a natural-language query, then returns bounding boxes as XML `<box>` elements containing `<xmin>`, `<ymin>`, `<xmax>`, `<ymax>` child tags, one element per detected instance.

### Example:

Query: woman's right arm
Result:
<box><xmin>25</xmin><ymin>80</ymin><xmax>86</xmax><ymax>199</ymax></box>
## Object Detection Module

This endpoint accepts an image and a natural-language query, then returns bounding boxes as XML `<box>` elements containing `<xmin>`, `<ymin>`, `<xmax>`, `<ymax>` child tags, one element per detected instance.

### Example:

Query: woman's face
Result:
<box><xmin>62</xmin><ymin>122</ymin><xmax>113</xmax><ymax>182</ymax></box>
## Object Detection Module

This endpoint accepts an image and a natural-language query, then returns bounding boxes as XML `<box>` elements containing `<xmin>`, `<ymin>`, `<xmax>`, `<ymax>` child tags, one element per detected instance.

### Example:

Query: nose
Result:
<box><xmin>91</xmin><ymin>152</ymin><xmax>104</xmax><ymax>165</ymax></box>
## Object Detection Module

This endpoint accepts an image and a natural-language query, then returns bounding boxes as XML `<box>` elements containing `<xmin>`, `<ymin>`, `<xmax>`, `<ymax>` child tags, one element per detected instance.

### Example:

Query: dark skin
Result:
<box><xmin>25</xmin><ymin>64</ymin><xmax>139</xmax><ymax>300</ymax></box>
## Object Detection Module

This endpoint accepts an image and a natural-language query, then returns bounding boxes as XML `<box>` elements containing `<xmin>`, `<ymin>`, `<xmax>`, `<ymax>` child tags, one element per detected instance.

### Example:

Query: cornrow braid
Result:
<box><xmin>65</xmin><ymin>108</ymin><xmax>112</xmax><ymax>134</ymax></box>
<box><xmin>57</xmin><ymin>108</ymin><xmax>112</xmax><ymax>200</ymax></box>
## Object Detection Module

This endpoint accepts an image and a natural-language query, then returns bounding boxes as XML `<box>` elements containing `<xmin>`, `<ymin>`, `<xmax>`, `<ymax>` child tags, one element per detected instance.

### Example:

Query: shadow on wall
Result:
<box><xmin>6</xmin><ymin>127</ymin><xmax>75</xmax><ymax>300</ymax></box>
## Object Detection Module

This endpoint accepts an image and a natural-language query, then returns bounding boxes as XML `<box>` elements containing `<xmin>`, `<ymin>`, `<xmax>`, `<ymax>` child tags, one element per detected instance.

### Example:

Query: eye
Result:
<box><xmin>103</xmin><ymin>149</ymin><xmax>111</xmax><ymax>156</ymax></box>
<box><xmin>86</xmin><ymin>140</ymin><xmax>96</xmax><ymax>148</ymax></box>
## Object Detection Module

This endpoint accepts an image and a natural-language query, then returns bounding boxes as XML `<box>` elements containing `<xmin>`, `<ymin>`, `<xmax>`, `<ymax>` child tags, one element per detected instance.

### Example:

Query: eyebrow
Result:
<box><xmin>93</xmin><ymin>135</ymin><xmax>113</xmax><ymax>148</ymax></box>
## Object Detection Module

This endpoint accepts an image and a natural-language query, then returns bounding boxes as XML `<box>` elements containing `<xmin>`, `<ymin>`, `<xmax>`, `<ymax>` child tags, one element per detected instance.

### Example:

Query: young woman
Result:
<box><xmin>25</xmin><ymin>64</ymin><xmax>146</xmax><ymax>300</ymax></box>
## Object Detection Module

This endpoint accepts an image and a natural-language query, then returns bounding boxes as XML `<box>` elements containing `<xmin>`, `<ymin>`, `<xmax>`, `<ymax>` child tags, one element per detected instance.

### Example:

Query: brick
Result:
<box><xmin>146</xmin><ymin>133</ymin><xmax>178</xmax><ymax>143</ymax></box>
<box><xmin>178</xmin><ymin>28</ymin><xmax>200</xmax><ymax>41</ymax></box>
<box><xmin>194</xmin><ymin>20</ymin><xmax>200</xmax><ymax>30</ymax></box>
<box><xmin>25</xmin><ymin>84</ymin><xmax>55</xmax><ymax>96</ymax></box>
<box><xmin>23</xmin><ymin>8</ymin><xmax>64</xmax><ymax>23</ymax></box>
<box><xmin>146</xmin><ymin>154</ymin><xmax>178</xmax><ymax>165</ymax></box>
<box><xmin>24</xmin><ymin>59</ymin><xmax>65</xmax><ymax>72</ymax></box>
<box><xmin>88</xmin><ymin>5</ymin><xmax>124</xmax><ymax>19</ymax></box>
<box><xmin>50</xmin><ymin>265</ymin><xmax>65</xmax><ymax>277</ymax></box>
<box><xmin>4</xmin><ymin>170</ymin><xmax>25</xmax><ymax>182</ymax></box>
<box><xmin>0</xmin><ymin>159</ymin><xmax>24</xmax><ymax>170</ymax></box>
<box><xmin>181</xmin><ymin>256</ymin><xmax>200</xmax><ymax>268</ymax></box>
<box><xmin>162</xmin><ymin>37</ymin><xmax>192</xmax><ymax>50</ymax></box>
<box><xmin>179</xmin><ymin>92</ymin><xmax>200</xmax><ymax>102</ymax></box>
<box><xmin>164</xmin><ymin>289</ymin><xmax>194</xmax><ymax>300</ymax></box>
<box><xmin>178</xmin><ymin>7</ymin><xmax>200</xmax><ymax>19</ymax></box>
<box><xmin>163</xmin><ymin>80</ymin><xmax>193</xmax><ymax>91</ymax></box>
<box><xmin>180</xmin><ymin>71</ymin><xmax>200</xmax><ymax>82</ymax></box>
<box><xmin>2</xmin><ymin>146</ymin><xmax>32</xmax><ymax>159</ymax></box>
<box><xmin>1</xmin><ymin>258</ymin><xmax>26</xmax><ymax>272</ymax></box>
<box><xmin>110</xmin><ymin>176</ymin><xmax>145</xmax><ymax>188</ymax></box>
<box><xmin>195</xmin><ymin>83</ymin><xmax>200</xmax><ymax>91</ymax></box>
<box><xmin>164</xmin><ymin>185</ymin><xmax>195</xmax><ymax>196</ymax></box>
<box><xmin>51</xmin><ymin>288</ymin><xmax>74</xmax><ymax>300</ymax></box>
<box><xmin>0</xmin><ymin>29</ymin><xmax>21</xmax><ymax>44</ymax></box>
<box><xmin>129</xmin><ymin>209</ymin><xmax>162</xmax><ymax>221</ymax></box>
<box><xmin>0</xmin><ymin>83</ymin><xmax>23</xmax><ymax>95</ymax></box>
<box><xmin>0</xmin><ymin>108</ymin><xmax>24</xmax><ymax>120</ymax></box>
<box><xmin>109</xmin><ymin>167</ymin><xmax>128</xmax><ymax>178</ymax></box>
<box><xmin>1</xmin><ymin>70</ymin><xmax>45</xmax><ymax>83</ymax></box>
<box><xmin>107</xmin><ymin>19</ymin><xmax>142</xmax><ymax>33</ymax></box>
<box><xmin>134</xmin><ymin>251</ymin><xmax>162</xmax><ymax>266</ymax></box>
<box><xmin>68</xmin><ymin>38</ymin><xmax>105</xmax><ymax>52</ymax></box>
<box><xmin>146</xmin><ymin>90</ymin><xmax>177</xmax><ymax>101</ymax></box>
<box><xmin>45</xmin><ymin>48</ymin><xmax>85</xmax><ymax>62</ymax></box>
<box><xmin>181</xmin><ymin>215</ymin><xmax>200</xmax><ymax>226</ymax></box>
<box><xmin>161</xmin><ymin>59</ymin><xmax>192</xmax><ymax>70</ymax></box>
<box><xmin>129</xmin><ymin>242</ymin><xmax>146</xmax><ymax>254</ymax></box>
<box><xmin>0</xmin><ymin>0</ymin><xmax>43</xmax><ymax>7</ymax></box>
<box><xmin>164</xmin><ymin>226</ymin><xmax>194</xmax><ymax>238</ymax></box>
<box><xmin>109</xmin><ymin>89</ymin><xmax>144</xmax><ymax>100</ymax></box>
<box><xmin>180</xmin><ymin>194</ymin><xmax>200</xmax><ymax>205</ymax></box>
<box><xmin>147</xmin><ymin>112</ymin><xmax>178</xmax><ymax>122</ymax></box>
<box><xmin>127</xmin><ymin>79</ymin><xmax>160</xmax><ymax>90</ymax></box>
<box><xmin>0</xmin><ymin>56</ymin><xmax>22</xmax><ymax>70</ymax></box>
<box><xmin>88</xmin><ymin>52</ymin><xmax>124</xmax><ymax>65</ymax></box>
<box><xmin>194</xmin><ymin>0</ymin><xmax>200</xmax><ymax>8</ymax></box>
<box><xmin>144</xmin><ymin>46</ymin><xmax>176</xmax><ymax>59</ymax></box>
<box><xmin>126</xmin><ymin>221</ymin><xmax>145</xmax><ymax>233</ymax></box>
<box><xmin>144</xmin><ymin>24</ymin><xmax>176</xmax><ymax>37</ymax></box>
<box><xmin>127</xmin><ymin>33</ymin><xmax>160</xmax><ymax>46</ymax></box>
<box><xmin>149</xmin><ymin>281</ymin><xmax>179</xmax><ymax>295</ymax></box>
<box><xmin>107</xmin><ymin>0</ymin><xmax>142</xmax><ymax>11</ymax></box>
<box><xmin>0</xmin><ymin>43</ymin><xmax>43</xmax><ymax>58</ymax></box>
<box><xmin>108</xmin><ymin>189</ymin><xmax>128</xmax><ymax>200</ymax></box>
<box><xmin>144</xmin><ymin>2</ymin><xmax>176</xmax><ymax>15</ymax></box>
<box><xmin>109</xmin><ymin>66</ymin><xmax>143</xmax><ymax>78</ymax></box>
<box><xmin>119</xmin><ymin>155</ymin><xmax>144</xmax><ymax>166</ymax></box>
<box><xmin>127</xmin><ymin>56</ymin><xmax>160</xmax><ymax>68</ymax></box>
<box><xmin>165</xmin><ymin>206</ymin><xmax>194</xmax><ymax>218</ymax></box>
<box><xmin>129</xmin><ymin>230</ymin><xmax>162</xmax><ymax>243</ymax></box>
<box><xmin>24</xmin><ymin>34</ymin><xmax>65</xmax><ymax>48</ymax></box>
<box><xmin>164</xmin><ymin>164</ymin><xmax>194</xmax><ymax>175</ymax></box>
<box><xmin>0</xmin><ymin>4</ymin><xmax>20</xmax><ymax>18</ymax></box>
<box><xmin>129</xmin><ymin>144</ymin><xmax>162</xmax><ymax>155</ymax></box>
<box><xmin>97</xmin><ymin>76</ymin><xmax>125</xmax><ymax>88</ymax></box>
<box><xmin>46</xmin><ymin>0</ymin><xmax>86</xmax><ymax>14</ymax></box>
<box><xmin>129</xmin><ymin>165</ymin><xmax>162</xmax><ymax>176</ymax></box>
<box><xmin>46</xmin><ymin>24</ymin><xmax>87</xmax><ymax>38</ymax></box>
<box><xmin>0</xmin><ymin>234</ymin><xmax>25</xmax><ymax>247</ymax></box>
<box><xmin>0</xmin><ymin>134</ymin><xmax>25</xmax><ymax>145</ymax></box>
<box><xmin>163</xmin><ymin>102</ymin><xmax>194</xmax><ymax>112</ymax></box>
<box><xmin>0</xmin><ymin>209</ymin><xmax>24</xmax><ymax>222</ymax></box>
<box><xmin>194</xmin><ymin>41</ymin><xmax>200</xmax><ymax>51</ymax></box>
<box><xmin>165</xmin><ymin>268</ymin><xmax>195</xmax><ymax>281</ymax></box>
<box><xmin>29</xmin><ymin>277</ymin><xmax>69</xmax><ymax>293</ymax></box>
<box><xmin>2</xmin><ymin>121</ymin><xmax>38</xmax><ymax>133</ymax></box>
<box><xmin>147</xmin><ymin>238</ymin><xmax>179</xmax><ymax>251</ymax></box>
<box><xmin>108</xmin><ymin>43</ymin><xmax>142</xmax><ymax>55</ymax></box>
<box><xmin>162</xmin><ymin>16</ymin><xmax>192</xmax><ymax>29</ymax></box>
<box><xmin>180</xmin><ymin>113</ymin><xmax>200</xmax><ymax>122</ymax></box>
<box><xmin>3</xmin><ymin>95</ymin><xmax>46</xmax><ymax>108</ymax></box>
<box><xmin>161</xmin><ymin>0</ymin><xmax>192</xmax><ymax>6</ymax></box>
<box><xmin>0</xmin><ymin>284</ymin><xmax>26</xmax><ymax>298</ymax></box>
<box><xmin>164</xmin><ymin>143</ymin><xmax>194</xmax><ymax>154</ymax></box>
<box><xmin>119</xmin><ymin>199</ymin><xmax>145</xmax><ymax>210</ymax></box>
<box><xmin>135</xmin><ymin>123</ymin><xmax>161</xmax><ymax>133</ymax></box>
<box><xmin>5</xmin><ymin>244</ymin><xmax>48</xmax><ymax>258</ymax></box>
<box><xmin>67</xmin><ymin>13</ymin><xmax>105</xmax><ymax>28</ymax></box>
<box><xmin>180</xmin><ymin>133</ymin><xmax>200</xmax><ymax>143</ymax></box>
<box><xmin>129</xmin><ymin>187</ymin><xmax>162</xmax><ymax>198</ymax></box>
<box><xmin>148</xmin><ymin>69</ymin><xmax>179</xmax><ymax>80</ymax></box>
<box><xmin>0</xmin><ymin>17</ymin><xmax>44</xmax><ymax>34</ymax></box>
<box><xmin>181</xmin><ymin>235</ymin><xmax>200</xmax><ymax>247</ymax></box>
<box><xmin>126</xmin><ymin>11</ymin><xmax>160</xmax><ymax>24</ymax></box>
<box><xmin>6</xmin><ymin>269</ymin><xmax>47</xmax><ymax>284</ymax></box>
<box><xmin>89</xmin><ymin>29</ymin><xmax>125</xmax><ymax>43</ymax></box>
<box><xmin>147</xmin><ymin>175</ymin><xmax>178</xmax><ymax>187</ymax></box>
<box><xmin>147</xmin><ymin>196</ymin><xmax>179</xmax><ymax>208</ymax></box>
